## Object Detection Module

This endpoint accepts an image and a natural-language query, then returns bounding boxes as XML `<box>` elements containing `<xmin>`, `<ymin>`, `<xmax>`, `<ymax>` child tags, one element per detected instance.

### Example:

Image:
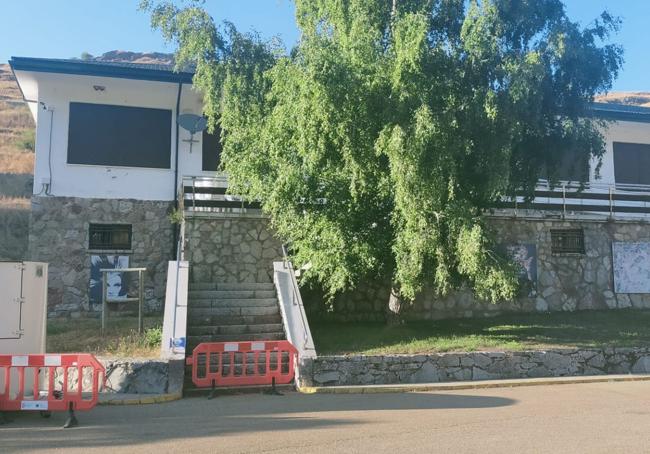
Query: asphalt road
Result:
<box><xmin>3</xmin><ymin>381</ymin><xmax>650</xmax><ymax>453</ymax></box>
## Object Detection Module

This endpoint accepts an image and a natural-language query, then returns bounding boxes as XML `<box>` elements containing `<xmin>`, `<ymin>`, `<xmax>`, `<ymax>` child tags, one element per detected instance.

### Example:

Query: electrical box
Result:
<box><xmin>0</xmin><ymin>262</ymin><xmax>48</xmax><ymax>355</ymax></box>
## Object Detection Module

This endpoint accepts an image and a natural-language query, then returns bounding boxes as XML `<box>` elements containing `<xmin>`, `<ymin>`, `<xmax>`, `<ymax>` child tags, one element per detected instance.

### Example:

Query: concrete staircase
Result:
<box><xmin>186</xmin><ymin>282</ymin><xmax>286</xmax><ymax>350</ymax></box>
<box><xmin>184</xmin><ymin>282</ymin><xmax>287</xmax><ymax>394</ymax></box>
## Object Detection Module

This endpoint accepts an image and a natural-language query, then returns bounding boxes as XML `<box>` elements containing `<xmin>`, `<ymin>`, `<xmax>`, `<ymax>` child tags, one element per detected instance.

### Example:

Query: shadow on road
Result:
<box><xmin>0</xmin><ymin>391</ymin><xmax>515</xmax><ymax>451</ymax></box>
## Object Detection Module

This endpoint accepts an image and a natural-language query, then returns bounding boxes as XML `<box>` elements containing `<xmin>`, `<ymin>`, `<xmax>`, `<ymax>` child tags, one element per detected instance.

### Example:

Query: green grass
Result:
<box><xmin>311</xmin><ymin>309</ymin><xmax>650</xmax><ymax>355</ymax></box>
<box><xmin>47</xmin><ymin>316</ymin><xmax>163</xmax><ymax>358</ymax></box>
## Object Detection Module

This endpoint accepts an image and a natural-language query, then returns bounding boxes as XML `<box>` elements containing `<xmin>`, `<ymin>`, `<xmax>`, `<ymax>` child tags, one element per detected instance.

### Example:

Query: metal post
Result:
<box><xmin>609</xmin><ymin>185</ymin><xmax>614</xmax><ymax>218</ymax></box>
<box><xmin>192</xmin><ymin>177</ymin><xmax>196</xmax><ymax>212</ymax></box>
<box><xmin>138</xmin><ymin>269</ymin><xmax>144</xmax><ymax>334</ymax></box>
<box><xmin>101</xmin><ymin>271</ymin><xmax>107</xmax><ymax>335</ymax></box>
<box><xmin>562</xmin><ymin>183</ymin><xmax>566</xmax><ymax>218</ymax></box>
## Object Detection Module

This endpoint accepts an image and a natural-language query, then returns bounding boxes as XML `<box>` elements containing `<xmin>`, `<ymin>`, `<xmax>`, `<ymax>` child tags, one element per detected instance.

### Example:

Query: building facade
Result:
<box><xmin>10</xmin><ymin>56</ymin><xmax>650</xmax><ymax>319</ymax></box>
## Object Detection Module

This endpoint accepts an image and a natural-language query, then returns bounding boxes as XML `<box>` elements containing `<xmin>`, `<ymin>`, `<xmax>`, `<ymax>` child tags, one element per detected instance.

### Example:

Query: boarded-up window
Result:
<box><xmin>68</xmin><ymin>102</ymin><xmax>172</xmax><ymax>169</ymax></box>
<box><xmin>613</xmin><ymin>142</ymin><xmax>650</xmax><ymax>185</ymax></box>
<box><xmin>202</xmin><ymin>127</ymin><xmax>222</xmax><ymax>172</ymax></box>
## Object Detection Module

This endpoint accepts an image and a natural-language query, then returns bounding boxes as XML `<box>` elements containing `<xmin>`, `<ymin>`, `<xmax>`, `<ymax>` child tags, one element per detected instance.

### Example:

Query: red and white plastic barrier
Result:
<box><xmin>0</xmin><ymin>353</ymin><xmax>105</xmax><ymax>427</ymax></box>
<box><xmin>186</xmin><ymin>340</ymin><xmax>298</xmax><ymax>389</ymax></box>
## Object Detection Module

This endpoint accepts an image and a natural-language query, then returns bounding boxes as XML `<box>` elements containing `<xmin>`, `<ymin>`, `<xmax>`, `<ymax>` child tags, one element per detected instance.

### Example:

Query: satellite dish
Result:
<box><xmin>177</xmin><ymin>114</ymin><xmax>208</xmax><ymax>153</ymax></box>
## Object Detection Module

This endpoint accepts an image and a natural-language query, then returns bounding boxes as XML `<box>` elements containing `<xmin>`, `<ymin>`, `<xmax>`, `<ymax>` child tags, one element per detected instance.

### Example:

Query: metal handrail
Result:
<box><xmin>281</xmin><ymin>250</ymin><xmax>310</xmax><ymax>350</ymax></box>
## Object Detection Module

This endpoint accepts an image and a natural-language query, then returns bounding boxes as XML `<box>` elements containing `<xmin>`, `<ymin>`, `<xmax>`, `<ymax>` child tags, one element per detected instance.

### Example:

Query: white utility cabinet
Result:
<box><xmin>0</xmin><ymin>262</ymin><xmax>48</xmax><ymax>355</ymax></box>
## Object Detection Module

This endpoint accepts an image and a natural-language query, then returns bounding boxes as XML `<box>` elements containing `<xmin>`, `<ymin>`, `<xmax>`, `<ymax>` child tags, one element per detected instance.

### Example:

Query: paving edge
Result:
<box><xmin>298</xmin><ymin>374</ymin><xmax>650</xmax><ymax>394</ymax></box>
<box><xmin>99</xmin><ymin>392</ymin><xmax>183</xmax><ymax>406</ymax></box>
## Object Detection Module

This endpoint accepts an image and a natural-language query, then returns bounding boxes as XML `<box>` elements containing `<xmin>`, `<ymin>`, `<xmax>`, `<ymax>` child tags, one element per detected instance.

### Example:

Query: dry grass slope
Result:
<box><xmin>0</xmin><ymin>64</ymin><xmax>34</xmax><ymax>174</ymax></box>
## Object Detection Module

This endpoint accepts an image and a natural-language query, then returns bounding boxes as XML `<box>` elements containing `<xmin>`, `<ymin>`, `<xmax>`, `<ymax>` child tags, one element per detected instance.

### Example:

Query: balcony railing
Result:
<box><xmin>494</xmin><ymin>180</ymin><xmax>650</xmax><ymax>217</ymax></box>
<box><xmin>181</xmin><ymin>175</ymin><xmax>262</xmax><ymax>216</ymax></box>
<box><xmin>182</xmin><ymin>175</ymin><xmax>650</xmax><ymax>220</ymax></box>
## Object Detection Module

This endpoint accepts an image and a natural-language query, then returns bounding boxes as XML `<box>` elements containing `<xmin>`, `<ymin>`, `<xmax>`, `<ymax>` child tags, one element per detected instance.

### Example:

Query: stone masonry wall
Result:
<box><xmin>184</xmin><ymin>216</ymin><xmax>283</xmax><ymax>283</ymax></box>
<box><xmin>28</xmin><ymin>196</ymin><xmax>174</xmax><ymax>317</ymax></box>
<box><xmin>300</xmin><ymin>348</ymin><xmax>650</xmax><ymax>387</ymax></box>
<box><xmin>304</xmin><ymin>217</ymin><xmax>650</xmax><ymax>321</ymax></box>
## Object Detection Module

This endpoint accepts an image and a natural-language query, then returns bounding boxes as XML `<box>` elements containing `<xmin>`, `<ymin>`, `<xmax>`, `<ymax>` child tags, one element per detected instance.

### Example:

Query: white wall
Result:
<box><xmin>23</xmin><ymin>69</ymin><xmax>650</xmax><ymax>200</ymax></box>
<box><xmin>28</xmin><ymin>71</ymin><xmax>217</xmax><ymax>201</ymax></box>
<box><xmin>595</xmin><ymin>120</ymin><xmax>650</xmax><ymax>185</ymax></box>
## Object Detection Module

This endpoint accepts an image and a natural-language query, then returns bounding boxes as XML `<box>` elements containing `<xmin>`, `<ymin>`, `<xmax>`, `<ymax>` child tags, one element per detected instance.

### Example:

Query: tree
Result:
<box><xmin>142</xmin><ymin>0</ymin><xmax>622</xmax><ymax>320</ymax></box>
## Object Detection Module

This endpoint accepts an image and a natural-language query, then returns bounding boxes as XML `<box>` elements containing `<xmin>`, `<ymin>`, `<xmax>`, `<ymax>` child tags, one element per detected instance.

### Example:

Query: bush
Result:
<box><xmin>144</xmin><ymin>326</ymin><xmax>163</xmax><ymax>348</ymax></box>
<box><xmin>14</xmin><ymin>129</ymin><xmax>35</xmax><ymax>152</ymax></box>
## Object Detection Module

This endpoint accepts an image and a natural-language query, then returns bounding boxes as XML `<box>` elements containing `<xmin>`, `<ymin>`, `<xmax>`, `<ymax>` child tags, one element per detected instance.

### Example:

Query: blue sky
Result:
<box><xmin>1</xmin><ymin>0</ymin><xmax>647</xmax><ymax>91</ymax></box>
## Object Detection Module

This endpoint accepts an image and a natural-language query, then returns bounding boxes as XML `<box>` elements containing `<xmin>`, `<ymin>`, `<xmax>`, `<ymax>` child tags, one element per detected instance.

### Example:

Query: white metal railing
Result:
<box><xmin>498</xmin><ymin>179</ymin><xmax>650</xmax><ymax>218</ymax></box>
<box><xmin>181</xmin><ymin>175</ymin><xmax>262</xmax><ymax>216</ymax></box>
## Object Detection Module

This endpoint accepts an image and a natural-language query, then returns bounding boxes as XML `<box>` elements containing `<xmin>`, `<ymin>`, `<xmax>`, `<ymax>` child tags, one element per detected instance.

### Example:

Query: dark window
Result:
<box><xmin>613</xmin><ymin>142</ymin><xmax>650</xmax><ymax>185</ymax></box>
<box><xmin>202</xmin><ymin>126</ymin><xmax>222</xmax><ymax>172</ymax></box>
<box><xmin>89</xmin><ymin>224</ymin><xmax>132</xmax><ymax>250</ymax></box>
<box><xmin>68</xmin><ymin>102</ymin><xmax>172</xmax><ymax>169</ymax></box>
<box><xmin>554</xmin><ymin>150</ymin><xmax>589</xmax><ymax>182</ymax></box>
<box><xmin>550</xmin><ymin>229</ymin><xmax>585</xmax><ymax>254</ymax></box>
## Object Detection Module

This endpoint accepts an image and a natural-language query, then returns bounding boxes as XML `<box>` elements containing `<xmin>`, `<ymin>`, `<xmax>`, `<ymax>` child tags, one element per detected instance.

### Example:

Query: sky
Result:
<box><xmin>0</xmin><ymin>0</ymin><xmax>648</xmax><ymax>92</ymax></box>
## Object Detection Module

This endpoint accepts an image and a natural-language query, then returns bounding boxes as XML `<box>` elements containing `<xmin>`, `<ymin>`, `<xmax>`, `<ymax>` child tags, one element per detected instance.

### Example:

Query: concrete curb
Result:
<box><xmin>298</xmin><ymin>374</ymin><xmax>650</xmax><ymax>394</ymax></box>
<box><xmin>99</xmin><ymin>392</ymin><xmax>182</xmax><ymax>406</ymax></box>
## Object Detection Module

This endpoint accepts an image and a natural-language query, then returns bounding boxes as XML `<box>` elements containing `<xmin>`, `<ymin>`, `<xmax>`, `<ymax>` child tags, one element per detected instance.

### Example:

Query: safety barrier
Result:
<box><xmin>0</xmin><ymin>353</ymin><xmax>105</xmax><ymax>428</ymax></box>
<box><xmin>186</xmin><ymin>340</ymin><xmax>298</xmax><ymax>393</ymax></box>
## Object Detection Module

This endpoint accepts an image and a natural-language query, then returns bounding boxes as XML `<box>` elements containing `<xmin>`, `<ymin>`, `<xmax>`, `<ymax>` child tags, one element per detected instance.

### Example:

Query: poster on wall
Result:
<box><xmin>612</xmin><ymin>242</ymin><xmax>650</xmax><ymax>293</ymax></box>
<box><xmin>506</xmin><ymin>244</ymin><xmax>537</xmax><ymax>292</ymax></box>
<box><xmin>89</xmin><ymin>255</ymin><xmax>129</xmax><ymax>306</ymax></box>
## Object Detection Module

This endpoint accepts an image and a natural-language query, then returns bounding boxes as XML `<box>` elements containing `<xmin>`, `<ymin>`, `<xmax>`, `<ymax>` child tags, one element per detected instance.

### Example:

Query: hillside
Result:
<box><xmin>0</xmin><ymin>63</ymin><xmax>35</xmax><ymax>175</ymax></box>
<box><xmin>594</xmin><ymin>92</ymin><xmax>650</xmax><ymax>108</ymax></box>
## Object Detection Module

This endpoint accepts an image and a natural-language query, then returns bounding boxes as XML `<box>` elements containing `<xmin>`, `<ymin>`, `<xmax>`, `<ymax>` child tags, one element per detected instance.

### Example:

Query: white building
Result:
<box><xmin>10</xmin><ymin>56</ymin><xmax>650</xmax><ymax>320</ymax></box>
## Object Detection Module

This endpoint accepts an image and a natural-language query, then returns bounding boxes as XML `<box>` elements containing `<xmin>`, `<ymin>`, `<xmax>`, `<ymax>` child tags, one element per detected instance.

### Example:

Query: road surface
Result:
<box><xmin>3</xmin><ymin>381</ymin><xmax>650</xmax><ymax>453</ymax></box>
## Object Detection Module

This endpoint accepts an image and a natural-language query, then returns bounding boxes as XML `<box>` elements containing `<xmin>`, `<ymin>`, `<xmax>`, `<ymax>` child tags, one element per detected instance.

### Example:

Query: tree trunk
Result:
<box><xmin>386</xmin><ymin>286</ymin><xmax>404</xmax><ymax>325</ymax></box>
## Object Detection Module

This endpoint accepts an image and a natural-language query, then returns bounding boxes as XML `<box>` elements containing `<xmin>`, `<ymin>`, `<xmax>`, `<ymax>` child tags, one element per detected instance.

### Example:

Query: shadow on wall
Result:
<box><xmin>0</xmin><ymin>200</ymin><xmax>29</xmax><ymax>260</ymax></box>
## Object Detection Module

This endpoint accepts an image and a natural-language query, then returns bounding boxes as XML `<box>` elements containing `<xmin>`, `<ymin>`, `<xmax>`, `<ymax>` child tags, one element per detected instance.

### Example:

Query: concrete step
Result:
<box><xmin>187</xmin><ymin>306</ymin><xmax>280</xmax><ymax>317</ymax></box>
<box><xmin>190</xmin><ymin>282</ymin><xmax>275</xmax><ymax>291</ymax></box>
<box><xmin>188</xmin><ymin>298</ymin><xmax>279</xmax><ymax>308</ymax></box>
<box><xmin>182</xmin><ymin>384</ymin><xmax>294</xmax><ymax>397</ymax></box>
<box><xmin>187</xmin><ymin>314</ymin><xmax>282</xmax><ymax>326</ymax></box>
<box><xmin>187</xmin><ymin>332</ymin><xmax>285</xmax><ymax>348</ymax></box>
<box><xmin>188</xmin><ymin>290</ymin><xmax>277</xmax><ymax>299</ymax></box>
<box><xmin>187</xmin><ymin>323</ymin><xmax>284</xmax><ymax>336</ymax></box>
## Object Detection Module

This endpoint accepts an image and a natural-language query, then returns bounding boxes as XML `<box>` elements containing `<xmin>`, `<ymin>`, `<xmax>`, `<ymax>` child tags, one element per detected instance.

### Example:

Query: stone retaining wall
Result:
<box><xmin>299</xmin><ymin>348</ymin><xmax>650</xmax><ymax>387</ymax></box>
<box><xmin>185</xmin><ymin>216</ymin><xmax>283</xmax><ymax>283</ymax></box>
<box><xmin>28</xmin><ymin>196</ymin><xmax>174</xmax><ymax>317</ymax></box>
<box><xmin>304</xmin><ymin>217</ymin><xmax>650</xmax><ymax>322</ymax></box>
<box><xmin>58</xmin><ymin>358</ymin><xmax>184</xmax><ymax>395</ymax></box>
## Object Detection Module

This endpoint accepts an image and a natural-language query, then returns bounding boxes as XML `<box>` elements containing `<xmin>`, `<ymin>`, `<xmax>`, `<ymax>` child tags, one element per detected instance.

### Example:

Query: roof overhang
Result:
<box><xmin>591</xmin><ymin>102</ymin><xmax>650</xmax><ymax>123</ymax></box>
<box><xmin>9</xmin><ymin>56</ymin><xmax>194</xmax><ymax>86</ymax></box>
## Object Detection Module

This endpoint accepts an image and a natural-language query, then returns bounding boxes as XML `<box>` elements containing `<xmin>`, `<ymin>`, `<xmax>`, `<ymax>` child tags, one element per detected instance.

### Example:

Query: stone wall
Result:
<box><xmin>184</xmin><ymin>216</ymin><xmax>283</xmax><ymax>283</ymax></box>
<box><xmin>300</xmin><ymin>348</ymin><xmax>650</xmax><ymax>387</ymax></box>
<box><xmin>56</xmin><ymin>358</ymin><xmax>184</xmax><ymax>395</ymax></box>
<box><xmin>28</xmin><ymin>196</ymin><xmax>174</xmax><ymax>317</ymax></box>
<box><xmin>304</xmin><ymin>217</ymin><xmax>650</xmax><ymax>322</ymax></box>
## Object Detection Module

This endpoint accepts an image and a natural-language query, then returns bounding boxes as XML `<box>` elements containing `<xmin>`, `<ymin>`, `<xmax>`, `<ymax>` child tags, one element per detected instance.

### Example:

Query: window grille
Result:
<box><xmin>89</xmin><ymin>224</ymin><xmax>132</xmax><ymax>250</ymax></box>
<box><xmin>550</xmin><ymin>229</ymin><xmax>585</xmax><ymax>254</ymax></box>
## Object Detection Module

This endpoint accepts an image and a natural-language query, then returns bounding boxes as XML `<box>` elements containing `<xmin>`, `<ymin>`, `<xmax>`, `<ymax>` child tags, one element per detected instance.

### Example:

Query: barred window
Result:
<box><xmin>89</xmin><ymin>224</ymin><xmax>132</xmax><ymax>250</ymax></box>
<box><xmin>550</xmin><ymin>229</ymin><xmax>585</xmax><ymax>254</ymax></box>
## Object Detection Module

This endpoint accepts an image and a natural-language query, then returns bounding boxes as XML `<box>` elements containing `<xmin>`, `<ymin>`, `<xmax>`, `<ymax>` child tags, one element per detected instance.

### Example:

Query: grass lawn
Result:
<box><xmin>47</xmin><ymin>316</ymin><xmax>162</xmax><ymax>358</ymax></box>
<box><xmin>311</xmin><ymin>309</ymin><xmax>650</xmax><ymax>355</ymax></box>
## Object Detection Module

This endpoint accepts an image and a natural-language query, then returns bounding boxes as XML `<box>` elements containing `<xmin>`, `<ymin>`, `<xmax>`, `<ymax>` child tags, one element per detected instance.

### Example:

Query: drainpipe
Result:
<box><xmin>172</xmin><ymin>80</ymin><xmax>183</xmax><ymax>260</ymax></box>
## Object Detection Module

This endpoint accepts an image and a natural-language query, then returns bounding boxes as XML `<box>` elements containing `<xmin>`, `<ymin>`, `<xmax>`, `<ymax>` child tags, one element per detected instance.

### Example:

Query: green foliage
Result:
<box><xmin>168</xmin><ymin>207</ymin><xmax>183</xmax><ymax>224</ymax></box>
<box><xmin>142</xmin><ymin>0</ymin><xmax>622</xmax><ymax>307</ymax></box>
<box><xmin>14</xmin><ymin>129</ymin><xmax>35</xmax><ymax>152</ymax></box>
<box><xmin>144</xmin><ymin>325</ymin><xmax>163</xmax><ymax>348</ymax></box>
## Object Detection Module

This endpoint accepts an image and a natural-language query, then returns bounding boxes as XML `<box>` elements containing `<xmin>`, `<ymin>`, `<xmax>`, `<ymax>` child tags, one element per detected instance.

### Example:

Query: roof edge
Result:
<box><xmin>9</xmin><ymin>56</ymin><xmax>194</xmax><ymax>84</ymax></box>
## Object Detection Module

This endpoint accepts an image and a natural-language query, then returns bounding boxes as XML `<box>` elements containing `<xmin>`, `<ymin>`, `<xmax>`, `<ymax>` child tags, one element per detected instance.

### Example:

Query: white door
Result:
<box><xmin>0</xmin><ymin>262</ymin><xmax>23</xmax><ymax>339</ymax></box>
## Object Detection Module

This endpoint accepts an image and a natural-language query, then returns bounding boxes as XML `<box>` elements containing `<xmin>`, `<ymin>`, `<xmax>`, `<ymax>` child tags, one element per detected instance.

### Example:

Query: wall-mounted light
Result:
<box><xmin>93</xmin><ymin>85</ymin><xmax>106</xmax><ymax>92</ymax></box>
